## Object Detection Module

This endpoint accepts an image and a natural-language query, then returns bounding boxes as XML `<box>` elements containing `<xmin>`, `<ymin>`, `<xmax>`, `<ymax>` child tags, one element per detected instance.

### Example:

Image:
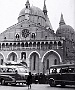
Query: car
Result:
<box><xmin>0</xmin><ymin>65</ymin><xmax>29</xmax><ymax>85</ymax></box>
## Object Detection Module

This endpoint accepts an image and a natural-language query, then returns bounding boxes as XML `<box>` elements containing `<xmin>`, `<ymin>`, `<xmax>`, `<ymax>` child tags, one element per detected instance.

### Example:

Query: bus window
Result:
<box><xmin>50</xmin><ymin>69</ymin><xmax>53</xmax><ymax>73</ymax></box>
<box><xmin>6</xmin><ymin>68</ymin><xmax>13</xmax><ymax>73</ymax></box>
<box><xmin>68</xmin><ymin>68</ymin><xmax>75</xmax><ymax>73</ymax></box>
<box><xmin>17</xmin><ymin>67</ymin><xmax>27</xmax><ymax>73</ymax></box>
<box><xmin>3</xmin><ymin>68</ymin><xmax>6</xmax><ymax>72</ymax></box>
<box><xmin>52</xmin><ymin>68</ymin><xmax>57</xmax><ymax>73</ymax></box>
<box><xmin>57</xmin><ymin>68</ymin><xmax>60</xmax><ymax>73</ymax></box>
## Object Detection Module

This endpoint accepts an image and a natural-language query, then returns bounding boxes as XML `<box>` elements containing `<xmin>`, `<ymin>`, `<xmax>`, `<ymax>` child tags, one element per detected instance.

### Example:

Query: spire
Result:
<box><xmin>59</xmin><ymin>13</ymin><xmax>66</xmax><ymax>26</ymax></box>
<box><xmin>43</xmin><ymin>0</ymin><xmax>47</xmax><ymax>15</ymax></box>
<box><xmin>25</xmin><ymin>0</ymin><xmax>30</xmax><ymax>8</ymax></box>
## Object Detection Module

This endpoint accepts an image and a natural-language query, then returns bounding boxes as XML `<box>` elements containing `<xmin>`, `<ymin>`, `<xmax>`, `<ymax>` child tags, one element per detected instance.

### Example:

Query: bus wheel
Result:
<box><xmin>1</xmin><ymin>79</ymin><xmax>5</xmax><ymax>85</ymax></box>
<box><xmin>50</xmin><ymin>80</ymin><xmax>56</xmax><ymax>87</ymax></box>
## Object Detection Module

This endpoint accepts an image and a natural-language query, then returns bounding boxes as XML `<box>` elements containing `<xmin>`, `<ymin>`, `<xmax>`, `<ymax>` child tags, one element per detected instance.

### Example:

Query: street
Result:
<box><xmin>0</xmin><ymin>84</ymin><xmax>75</xmax><ymax>90</ymax></box>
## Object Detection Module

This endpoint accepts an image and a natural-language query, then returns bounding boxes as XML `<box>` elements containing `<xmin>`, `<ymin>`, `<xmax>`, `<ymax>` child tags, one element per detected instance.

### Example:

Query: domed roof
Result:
<box><xmin>19</xmin><ymin>6</ymin><xmax>45</xmax><ymax>18</ymax></box>
<box><xmin>56</xmin><ymin>25</ymin><xmax>75</xmax><ymax>40</ymax></box>
<box><xmin>56</xmin><ymin>25</ymin><xmax>74</xmax><ymax>34</ymax></box>
<box><xmin>56</xmin><ymin>14</ymin><xmax>75</xmax><ymax>40</ymax></box>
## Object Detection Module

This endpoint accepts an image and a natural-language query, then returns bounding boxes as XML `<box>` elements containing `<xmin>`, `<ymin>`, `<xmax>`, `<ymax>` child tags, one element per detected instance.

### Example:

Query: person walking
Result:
<box><xmin>26</xmin><ymin>72</ymin><xmax>32</xmax><ymax>89</ymax></box>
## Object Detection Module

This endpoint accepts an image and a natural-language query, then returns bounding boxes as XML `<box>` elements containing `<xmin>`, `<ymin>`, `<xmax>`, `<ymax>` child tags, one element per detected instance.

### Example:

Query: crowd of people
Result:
<box><xmin>26</xmin><ymin>72</ymin><xmax>49</xmax><ymax>89</ymax></box>
<box><xmin>32</xmin><ymin>73</ymin><xmax>49</xmax><ymax>84</ymax></box>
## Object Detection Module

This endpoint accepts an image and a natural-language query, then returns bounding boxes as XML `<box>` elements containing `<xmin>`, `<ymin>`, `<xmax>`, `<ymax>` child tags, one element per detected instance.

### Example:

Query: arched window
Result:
<box><xmin>25</xmin><ymin>42</ymin><xmax>28</xmax><ymax>47</ymax></box>
<box><xmin>41</xmin><ymin>42</ymin><xmax>44</xmax><ymax>49</ymax></box>
<box><xmin>37</xmin><ymin>42</ymin><xmax>40</xmax><ymax>49</ymax></box>
<box><xmin>31</xmin><ymin>33</ymin><xmax>36</xmax><ymax>39</ymax></box>
<box><xmin>45</xmin><ymin>42</ymin><xmax>48</xmax><ymax>49</ymax></box>
<box><xmin>10</xmin><ymin>43</ymin><xmax>12</xmax><ymax>46</ymax></box>
<box><xmin>47</xmin><ymin>59</ymin><xmax>49</xmax><ymax>69</ymax></box>
<box><xmin>21</xmin><ymin>42</ymin><xmax>24</xmax><ymax>47</ymax></box>
<box><xmin>49</xmin><ymin>42</ymin><xmax>53</xmax><ymax>49</ymax></box>
<box><xmin>2</xmin><ymin>43</ymin><xmax>5</xmax><ymax>48</ymax></box>
<box><xmin>29</xmin><ymin>42</ymin><xmax>32</xmax><ymax>47</ymax></box>
<box><xmin>54</xmin><ymin>41</ymin><xmax>57</xmax><ymax>49</ymax></box>
<box><xmin>33</xmin><ymin>42</ymin><xmax>36</xmax><ymax>47</ymax></box>
<box><xmin>21</xmin><ymin>52</ymin><xmax>26</xmax><ymax>60</ymax></box>
<box><xmin>17</xmin><ymin>43</ymin><xmax>20</xmax><ymax>47</ymax></box>
<box><xmin>13</xmin><ymin>43</ymin><xmax>16</xmax><ymax>47</ymax></box>
<box><xmin>16</xmin><ymin>34</ymin><xmax>20</xmax><ymax>40</ymax></box>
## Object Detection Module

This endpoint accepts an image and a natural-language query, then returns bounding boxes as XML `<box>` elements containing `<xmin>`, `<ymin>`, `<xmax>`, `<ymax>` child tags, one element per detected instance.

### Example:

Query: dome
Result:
<box><xmin>19</xmin><ymin>6</ymin><xmax>45</xmax><ymax>19</ymax></box>
<box><xmin>56</xmin><ymin>25</ymin><xmax>75</xmax><ymax>40</ymax></box>
<box><xmin>18</xmin><ymin>1</ymin><xmax>53</xmax><ymax>29</ymax></box>
<box><xmin>57</xmin><ymin>25</ymin><xmax>74</xmax><ymax>33</ymax></box>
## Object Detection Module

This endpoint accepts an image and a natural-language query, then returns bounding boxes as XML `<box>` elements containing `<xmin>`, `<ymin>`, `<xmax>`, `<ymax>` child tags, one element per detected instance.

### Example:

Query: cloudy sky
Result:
<box><xmin>0</xmin><ymin>0</ymin><xmax>74</xmax><ymax>33</ymax></box>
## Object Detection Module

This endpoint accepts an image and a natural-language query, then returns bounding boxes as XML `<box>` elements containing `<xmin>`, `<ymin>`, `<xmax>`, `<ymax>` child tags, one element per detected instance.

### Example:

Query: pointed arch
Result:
<box><xmin>7</xmin><ymin>51</ymin><xmax>18</xmax><ymax>61</ymax></box>
<box><xmin>42</xmin><ymin>50</ymin><xmax>62</xmax><ymax>62</ymax></box>
<box><xmin>28</xmin><ymin>51</ymin><xmax>41</xmax><ymax>59</ymax></box>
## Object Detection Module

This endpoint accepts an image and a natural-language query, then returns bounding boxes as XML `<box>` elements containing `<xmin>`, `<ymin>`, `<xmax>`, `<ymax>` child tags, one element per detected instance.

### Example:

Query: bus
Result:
<box><xmin>48</xmin><ymin>64</ymin><xmax>75</xmax><ymax>87</ymax></box>
<box><xmin>0</xmin><ymin>65</ymin><xmax>29</xmax><ymax>85</ymax></box>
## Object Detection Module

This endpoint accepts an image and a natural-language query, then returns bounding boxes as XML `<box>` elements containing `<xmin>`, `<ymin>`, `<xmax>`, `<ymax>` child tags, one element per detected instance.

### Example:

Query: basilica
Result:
<box><xmin>0</xmin><ymin>0</ymin><xmax>75</xmax><ymax>74</ymax></box>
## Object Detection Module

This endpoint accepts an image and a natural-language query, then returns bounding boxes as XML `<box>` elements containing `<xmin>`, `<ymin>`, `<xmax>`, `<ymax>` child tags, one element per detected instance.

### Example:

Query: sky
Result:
<box><xmin>0</xmin><ymin>0</ymin><xmax>74</xmax><ymax>33</ymax></box>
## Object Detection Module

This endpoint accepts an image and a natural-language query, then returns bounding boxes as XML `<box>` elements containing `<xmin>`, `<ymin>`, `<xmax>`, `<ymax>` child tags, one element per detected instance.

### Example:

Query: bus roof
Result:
<box><xmin>49</xmin><ymin>64</ymin><xmax>75</xmax><ymax>69</ymax></box>
<box><xmin>0</xmin><ymin>65</ymin><xmax>26</xmax><ymax>69</ymax></box>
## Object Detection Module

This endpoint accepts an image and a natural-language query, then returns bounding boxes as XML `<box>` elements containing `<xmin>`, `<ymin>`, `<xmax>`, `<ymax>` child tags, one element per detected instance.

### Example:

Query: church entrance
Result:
<box><xmin>29</xmin><ymin>52</ymin><xmax>39</xmax><ymax>74</ymax></box>
<box><xmin>7</xmin><ymin>52</ymin><xmax>17</xmax><ymax>62</ymax></box>
<box><xmin>43</xmin><ymin>50</ymin><xmax>61</xmax><ymax>74</ymax></box>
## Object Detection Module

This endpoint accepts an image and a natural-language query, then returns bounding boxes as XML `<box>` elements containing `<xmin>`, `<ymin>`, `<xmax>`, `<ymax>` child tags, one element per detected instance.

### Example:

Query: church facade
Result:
<box><xmin>0</xmin><ymin>0</ymin><xmax>75</xmax><ymax>74</ymax></box>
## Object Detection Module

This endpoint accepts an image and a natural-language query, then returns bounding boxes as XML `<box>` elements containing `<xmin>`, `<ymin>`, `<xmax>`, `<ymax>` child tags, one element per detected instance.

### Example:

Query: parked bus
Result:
<box><xmin>0</xmin><ymin>65</ymin><xmax>29</xmax><ymax>85</ymax></box>
<box><xmin>48</xmin><ymin>64</ymin><xmax>75</xmax><ymax>87</ymax></box>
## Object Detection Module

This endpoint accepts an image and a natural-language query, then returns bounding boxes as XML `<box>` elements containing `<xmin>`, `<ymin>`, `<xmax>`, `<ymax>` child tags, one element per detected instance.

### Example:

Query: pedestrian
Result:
<box><xmin>26</xmin><ymin>72</ymin><xmax>32</xmax><ymax>89</ymax></box>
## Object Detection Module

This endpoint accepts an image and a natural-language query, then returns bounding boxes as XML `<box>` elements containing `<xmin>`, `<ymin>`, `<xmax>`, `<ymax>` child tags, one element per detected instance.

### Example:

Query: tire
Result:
<box><xmin>49</xmin><ymin>80</ymin><xmax>56</xmax><ymax>87</ymax></box>
<box><xmin>1</xmin><ymin>79</ymin><xmax>5</xmax><ymax>85</ymax></box>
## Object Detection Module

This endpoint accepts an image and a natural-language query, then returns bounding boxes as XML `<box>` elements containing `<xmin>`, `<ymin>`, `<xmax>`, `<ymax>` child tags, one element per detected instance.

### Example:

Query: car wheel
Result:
<box><xmin>1</xmin><ymin>79</ymin><xmax>5</xmax><ymax>85</ymax></box>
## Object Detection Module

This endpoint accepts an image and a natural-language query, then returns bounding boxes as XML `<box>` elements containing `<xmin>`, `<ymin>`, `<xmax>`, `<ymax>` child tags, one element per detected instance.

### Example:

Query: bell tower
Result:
<box><xmin>25</xmin><ymin>0</ymin><xmax>30</xmax><ymax>20</ymax></box>
<box><xmin>25</xmin><ymin>0</ymin><xmax>30</xmax><ymax>8</ymax></box>
<box><xmin>59</xmin><ymin>13</ymin><xmax>66</xmax><ymax>26</ymax></box>
<box><xmin>43</xmin><ymin>0</ymin><xmax>47</xmax><ymax>15</ymax></box>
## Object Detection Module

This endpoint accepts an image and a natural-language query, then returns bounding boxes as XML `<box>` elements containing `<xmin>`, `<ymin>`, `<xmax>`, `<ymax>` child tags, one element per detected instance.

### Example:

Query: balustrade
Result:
<box><xmin>0</xmin><ymin>41</ymin><xmax>63</xmax><ymax>51</ymax></box>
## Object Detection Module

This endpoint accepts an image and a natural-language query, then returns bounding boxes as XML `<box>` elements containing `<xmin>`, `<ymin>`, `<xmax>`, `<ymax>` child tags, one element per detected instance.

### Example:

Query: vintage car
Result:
<box><xmin>0</xmin><ymin>65</ymin><xmax>29</xmax><ymax>85</ymax></box>
<box><xmin>48</xmin><ymin>64</ymin><xmax>75</xmax><ymax>87</ymax></box>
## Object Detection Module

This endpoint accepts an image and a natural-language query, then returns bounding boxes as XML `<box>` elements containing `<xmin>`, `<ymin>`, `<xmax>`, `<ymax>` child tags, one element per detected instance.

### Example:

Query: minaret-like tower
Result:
<box><xmin>43</xmin><ymin>0</ymin><xmax>47</xmax><ymax>15</ymax></box>
<box><xmin>25</xmin><ymin>0</ymin><xmax>30</xmax><ymax>20</ymax></box>
<box><xmin>59</xmin><ymin>13</ymin><xmax>66</xmax><ymax>26</ymax></box>
<box><xmin>25</xmin><ymin>0</ymin><xmax>30</xmax><ymax>8</ymax></box>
